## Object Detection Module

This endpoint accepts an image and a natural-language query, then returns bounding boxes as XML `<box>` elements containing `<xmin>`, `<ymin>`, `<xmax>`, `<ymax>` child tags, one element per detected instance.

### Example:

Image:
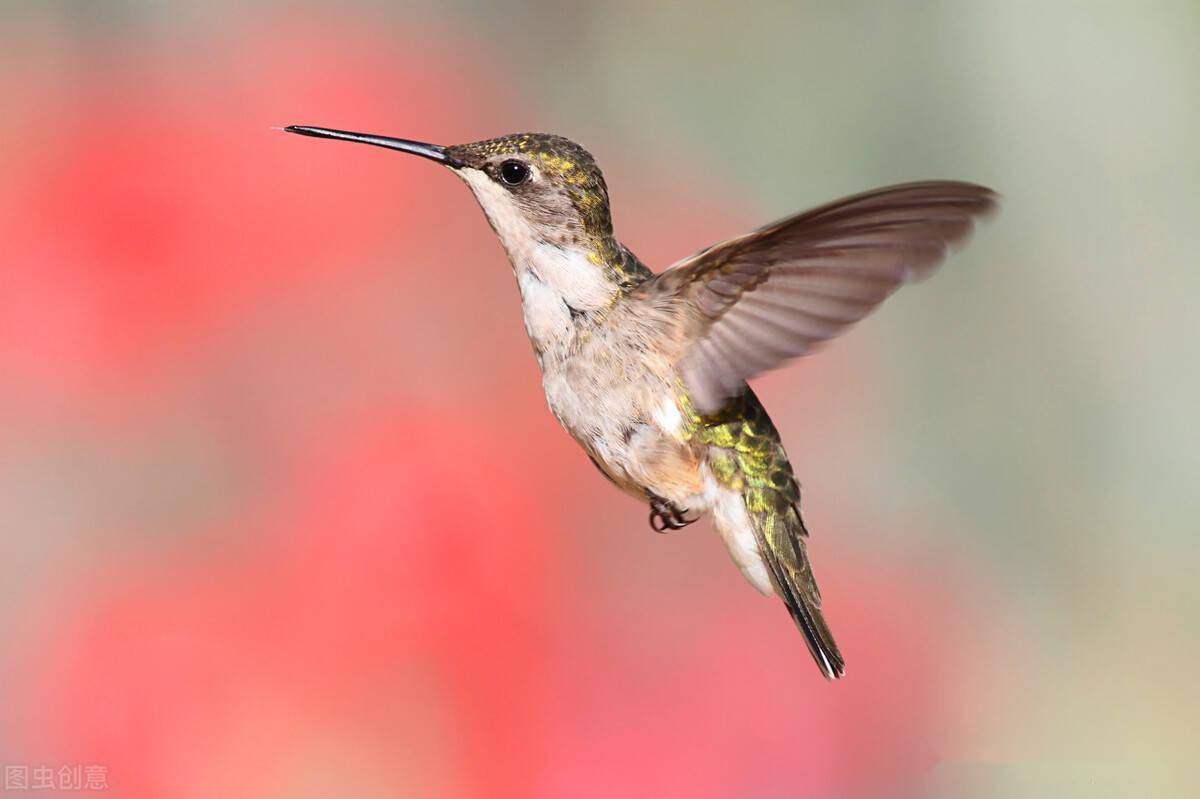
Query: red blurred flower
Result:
<box><xmin>16</xmin><ymin>413</ymin><xmax>557</xmax><ymax>798</ymax></box>
<box><xmin>0</xmin><ymin>13</ymin><xmax>492</xmax><ymax>398</ymax></box>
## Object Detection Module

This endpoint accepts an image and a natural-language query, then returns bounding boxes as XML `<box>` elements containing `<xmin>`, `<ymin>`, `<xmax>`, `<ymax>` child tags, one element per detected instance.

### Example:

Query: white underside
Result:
<box><xmin>457</xmin><ymin>167</ymin><xmax>772</xmax><ymax>599</ymax></box>
<box><xmin>703</xmin><ymin>468</ymin><xmax>773</xmax><ymax>596</ymax></box>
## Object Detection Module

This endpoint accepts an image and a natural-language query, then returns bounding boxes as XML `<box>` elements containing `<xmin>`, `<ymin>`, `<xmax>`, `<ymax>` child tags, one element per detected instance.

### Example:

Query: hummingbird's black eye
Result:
<box><xmin>499</xmin><ymin>160</ymin><xmax>530</xmax><ymax>186</ymax></box>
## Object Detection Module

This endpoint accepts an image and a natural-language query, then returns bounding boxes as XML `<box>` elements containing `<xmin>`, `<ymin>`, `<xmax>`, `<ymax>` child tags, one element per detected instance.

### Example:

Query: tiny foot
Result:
<box><xmin>648</xmin><ymin>494</ymin><xmax>697</xmax><ymax>533</ymax></box>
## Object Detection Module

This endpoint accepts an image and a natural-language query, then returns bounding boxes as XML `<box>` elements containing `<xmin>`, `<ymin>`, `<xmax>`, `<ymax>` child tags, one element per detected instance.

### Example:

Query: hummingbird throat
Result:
<box><xmin>457</xmin><ymin>167</ymin><xmax>630</xmax><ymax>348</ymax></box>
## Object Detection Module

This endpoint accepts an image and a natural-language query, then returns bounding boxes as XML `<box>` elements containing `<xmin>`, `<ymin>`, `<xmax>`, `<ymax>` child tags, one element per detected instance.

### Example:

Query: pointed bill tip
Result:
<box><xmin>282</xmin><ymin>125</ymin><xmax>327</xmax><ymax>137</ymax></box>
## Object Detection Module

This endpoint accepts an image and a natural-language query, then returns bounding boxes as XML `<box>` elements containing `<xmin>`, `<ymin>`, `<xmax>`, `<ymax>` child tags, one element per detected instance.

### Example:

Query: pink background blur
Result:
<box><xmin>2</xmin><ymin>3</ymin><xmax>1196</xmax><ymax>797</ymax></box>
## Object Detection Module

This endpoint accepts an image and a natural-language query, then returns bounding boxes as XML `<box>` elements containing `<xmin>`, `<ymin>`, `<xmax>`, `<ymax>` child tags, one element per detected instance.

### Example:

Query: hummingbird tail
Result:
<box><xmin>698</xmin><ymin>388</ymin><xmax>843</xmax><ymax>678</ymax></box>
<box><xmin>749</xmin><ymin>499</ymin><xmax>845</xmax><ymax>680</ymax></box>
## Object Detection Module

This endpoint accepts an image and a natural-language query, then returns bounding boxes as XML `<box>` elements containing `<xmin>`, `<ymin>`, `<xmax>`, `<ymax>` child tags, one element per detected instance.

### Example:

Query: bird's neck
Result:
<box><xmin>509</xmin><ymin>240</ymin><xmax>623</xmax><ymax>362</ymax></box>
<box><xmin>477</xmin><ymin>198</ymin><xmax>654</xmax><ymax>362</ymax></box>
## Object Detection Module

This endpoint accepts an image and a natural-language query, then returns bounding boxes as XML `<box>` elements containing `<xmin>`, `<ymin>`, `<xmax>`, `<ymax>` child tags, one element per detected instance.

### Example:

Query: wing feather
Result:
<box><xmin>646</xmin><ymin>181</ymin><xmax>997</xmax><ymax>413</ymax></box>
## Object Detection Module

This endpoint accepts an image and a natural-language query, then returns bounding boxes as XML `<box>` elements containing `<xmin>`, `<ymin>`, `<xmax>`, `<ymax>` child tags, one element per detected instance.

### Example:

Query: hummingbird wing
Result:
<box><xmin>648</xmin><ymin>181</ymin><xmax>997</xmax><ymax>414</ymax></box>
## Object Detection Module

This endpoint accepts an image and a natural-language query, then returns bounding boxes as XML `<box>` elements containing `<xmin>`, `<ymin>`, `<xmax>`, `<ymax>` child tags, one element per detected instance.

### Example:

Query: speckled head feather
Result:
<box><xmin>447</xmin><ymin>133</ymin><xmax>613</xmax><ymax>238</ymax></box>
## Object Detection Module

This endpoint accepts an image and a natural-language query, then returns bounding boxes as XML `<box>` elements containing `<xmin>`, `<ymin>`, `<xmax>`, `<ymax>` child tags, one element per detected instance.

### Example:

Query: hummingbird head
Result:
<box><xmin>444</xmin><ymin>133</ymin><xmax>613</xmax><ymax>251</ymax></box>
<box><xmin>284</xmin><ymin>126</ymin><xmax>619</xmax><ymax>275</ymax></box>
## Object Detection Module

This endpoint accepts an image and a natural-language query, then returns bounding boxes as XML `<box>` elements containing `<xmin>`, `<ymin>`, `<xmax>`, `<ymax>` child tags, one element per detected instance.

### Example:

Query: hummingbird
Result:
<box><xmin>285</xmin><ymin>124</ymin><xmax>996</xmax><ymax>679</ymax></box>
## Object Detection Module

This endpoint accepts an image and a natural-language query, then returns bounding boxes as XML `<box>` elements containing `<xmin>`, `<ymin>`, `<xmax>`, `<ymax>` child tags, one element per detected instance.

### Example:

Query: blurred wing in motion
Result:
<box><xmin>649</xmin><ymin>181</ymin><xmax>997</xmax><ymax>414</ymax></box>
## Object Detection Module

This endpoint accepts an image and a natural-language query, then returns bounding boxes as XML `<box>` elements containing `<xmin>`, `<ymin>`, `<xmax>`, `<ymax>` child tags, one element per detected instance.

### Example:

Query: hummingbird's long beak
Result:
<box><xmin>283</xmin><ymin>125</ymin><xmax>462</xmax><ymax>167</ymax></box>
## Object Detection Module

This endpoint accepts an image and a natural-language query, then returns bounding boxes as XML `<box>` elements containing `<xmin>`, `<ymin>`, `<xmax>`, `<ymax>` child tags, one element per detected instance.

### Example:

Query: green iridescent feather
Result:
<box><xmin>682</xmin><ymin>387</ymin><xmax>844</xmax><ymax>677</ymax></box>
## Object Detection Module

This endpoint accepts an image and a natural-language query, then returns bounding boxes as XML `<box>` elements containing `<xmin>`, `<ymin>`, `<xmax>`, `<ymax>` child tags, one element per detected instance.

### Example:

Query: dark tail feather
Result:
<box><xmin>751</xmin><ymin>503</ymin><xmax>845</xmax><ymax>679</ymax></box>
<box><xmin>779</xmin><ymin>567</ymin><xmax>845</xmax><ymax>680</ymax></box>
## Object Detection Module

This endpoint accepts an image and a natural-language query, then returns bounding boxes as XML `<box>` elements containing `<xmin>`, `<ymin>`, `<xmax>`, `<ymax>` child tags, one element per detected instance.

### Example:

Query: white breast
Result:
<box><xmin>517</xmin><ymin>270</ymin><xmax>572</xmax><ymax>346</ymax></box>
<box><xmin>529</xmin><ymin>242</ymin><xmax>616</xmax><ymax>312</ymax></box>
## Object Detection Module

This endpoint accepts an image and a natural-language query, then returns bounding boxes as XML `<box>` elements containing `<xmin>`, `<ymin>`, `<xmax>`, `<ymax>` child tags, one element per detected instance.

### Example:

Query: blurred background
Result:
<box><xmin>1</xmin><ymin>2</ymin><xmax>1197</xmax><ymax>797</ymax></box>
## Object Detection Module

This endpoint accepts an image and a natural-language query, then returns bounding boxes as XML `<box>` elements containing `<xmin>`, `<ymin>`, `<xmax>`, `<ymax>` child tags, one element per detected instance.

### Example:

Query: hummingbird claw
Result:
<box><xmin>650</xmin><ymin>509</ymin><xmax>671</xmax><ymax>533</ymax></box>
<box><xmin>648</xmin><ymin>494</ymin><xmax>696</xmax><ymax>533</ymax></box>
